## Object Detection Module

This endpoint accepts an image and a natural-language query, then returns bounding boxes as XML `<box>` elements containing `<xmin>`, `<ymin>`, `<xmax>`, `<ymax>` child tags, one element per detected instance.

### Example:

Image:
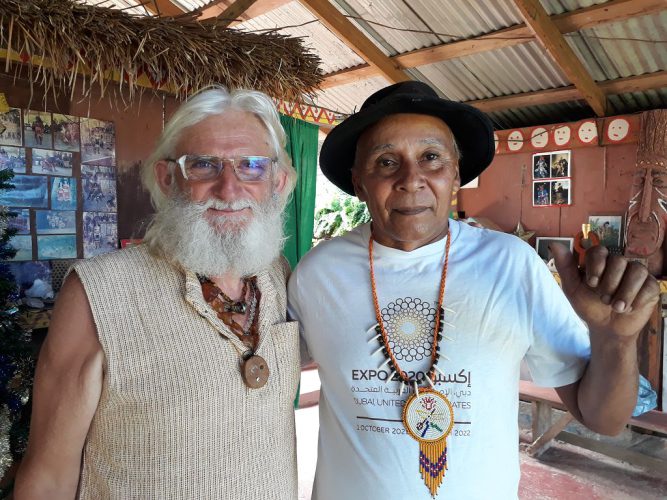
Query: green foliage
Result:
<box><xmin>314</xmin><ymin>194</ymin><xmax>370</xmax><ymax>240</ymax></box>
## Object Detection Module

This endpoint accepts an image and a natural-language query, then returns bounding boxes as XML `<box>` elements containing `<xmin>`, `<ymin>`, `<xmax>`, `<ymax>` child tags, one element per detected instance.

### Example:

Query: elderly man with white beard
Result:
<box><xmin>16</xmin><ymin>88</ymin><xmax>301</xmax><ymax>500</ymax></box>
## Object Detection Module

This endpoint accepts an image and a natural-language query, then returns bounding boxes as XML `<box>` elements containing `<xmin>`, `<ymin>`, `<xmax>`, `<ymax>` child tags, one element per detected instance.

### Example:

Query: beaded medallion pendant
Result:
<box><xmin>368</xmin><ymin>230</ymin><xmax>455</xmax><ymax>498</ymax></box>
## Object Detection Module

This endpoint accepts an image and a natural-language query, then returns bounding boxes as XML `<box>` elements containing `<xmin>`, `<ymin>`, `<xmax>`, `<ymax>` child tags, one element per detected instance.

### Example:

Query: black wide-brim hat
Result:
<box><xmin>320</xmin><ymin>81</ymin><xmax>495</xmax><ymax>195</ymax></box>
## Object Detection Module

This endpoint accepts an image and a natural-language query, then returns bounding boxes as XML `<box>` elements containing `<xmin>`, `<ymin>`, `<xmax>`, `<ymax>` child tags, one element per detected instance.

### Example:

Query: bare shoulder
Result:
<box><xmin>40</xmin><ymin>271</ymin><xmax>102</xmax><ymax>369</ymax></box>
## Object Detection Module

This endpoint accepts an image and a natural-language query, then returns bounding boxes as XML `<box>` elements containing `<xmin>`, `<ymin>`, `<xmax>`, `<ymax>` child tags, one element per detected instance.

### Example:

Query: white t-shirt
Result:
<box><xmin>288</xmin><ymin>220</ymin><xmax>591</xmax><ymax>500</ymax></box>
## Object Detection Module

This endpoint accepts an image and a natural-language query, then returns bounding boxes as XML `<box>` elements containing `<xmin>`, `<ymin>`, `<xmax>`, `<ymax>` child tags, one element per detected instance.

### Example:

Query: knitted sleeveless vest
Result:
<box><xmin>71</xmin><ymin>245</ymin><xmax>299</xmax><ymax>499</ymax></box>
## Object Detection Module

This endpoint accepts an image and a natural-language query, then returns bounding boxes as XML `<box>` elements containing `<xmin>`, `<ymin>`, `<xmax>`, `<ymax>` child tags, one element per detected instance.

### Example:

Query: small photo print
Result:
<box><xmin>589</xmin><ymin>215</ymin><xmax>623</xmax><ymax>247</ymax></box>
<box><xmin>32</xmin><ymin>149</ymin><xmax>74</xmax><ymax>176</ymax></box>
<box><xmin>533</xmin><ymin>155</ymin><xmax>549</xmax><ymax>178</ymax></box>
<box><xmin>0</xmin><ymin>108</ymin><xmax>22</xmax><ymax>146</ymax></box>
<box><xmin>8</xmin><ymin>208</ymin><xmax>30</xmax><ymax>234</ymax></box>
<box><xmin>550</xmin><ymin>152</ymin><xmax>570</xmax><ymax>178</ymax></box>
<box><xmin>24</xmin><ymin>110</ymin><xmax>53</xmax><ymax>149</ymax></box>
<box><xmin>37</xmin><ymin>234</ymin><xmax>77</xmax><ymax>260</ymax></box>
<box><xmin>83</xmin><ymin>211</ymin><xmax>117</xmax><ymax>258</ymax></box>
<box><xmin>52</xmin><ymin>113</ymin><xmax>80</xmax><ymax>152</ymax></box>
<box><xmin>0</xmin><ymin>146</ymin><xmax>27</xmax><ymax>173</ymax></box>
<box><xmin>50</xmin><ymin>177</ymin><xmax>77</xmax><ymax>210</ymax></box>
<box><xmin>550</xmin><ymin>179</ymin><xmax>571</xmax><ymax>205</ymax></box>
<box><xmin>535</xmin><ymin>237</ymin><xmax>573</xmax><ymax>261</ymax></box>
<box><xmin>7</xmin><ymin>235</ymin><xmax>32</xmax><ymax>261</ymax></box>
<box><xmin>533</xmin><ymin>181</ymin><xmax>550</xmax><ymax>206</ymax></box>
<box><xmin>35</xmin><ymin>210</ymin><xmax>76</xmax><ymax>235</ymax></box>
<box><xmin>81</xmin><ymin>118</ymin><xmax>115</xmax><ymax>166</ymax></box>
<box><xmin>0</xmin><ymin>174</ymin><xmax>48</xmax><ymax>208</ymax></box>
<box><xmin>6</xmin><ymin>261</ymin><xmax>52</xmax><ymax>298</ymax></box>
<box><xmin>82</xmin><ymin>165</ymin><xmax>117</xmax><ymax>212</ymax></box>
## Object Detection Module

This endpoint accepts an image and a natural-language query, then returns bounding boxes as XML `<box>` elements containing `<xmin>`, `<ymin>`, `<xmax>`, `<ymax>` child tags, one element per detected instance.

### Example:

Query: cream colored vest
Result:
<box><xmin>71</xmin><ymin>245</ymin><xmax>300</xmax><ymax>499</ymax></box>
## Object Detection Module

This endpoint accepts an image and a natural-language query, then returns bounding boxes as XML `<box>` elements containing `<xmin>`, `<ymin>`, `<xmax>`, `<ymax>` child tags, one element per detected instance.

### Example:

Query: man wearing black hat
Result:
<box><xmin>288</xmin><ymin>81</ymin><xmax>658</xmax><ymax>499</ymax></box>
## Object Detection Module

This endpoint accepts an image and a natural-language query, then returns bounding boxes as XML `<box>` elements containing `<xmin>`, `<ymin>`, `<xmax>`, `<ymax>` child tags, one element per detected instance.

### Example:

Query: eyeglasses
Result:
<box><xmin>166</xmin><ymin>155</ymin><xmax>275</xmax><ymax>182</ymax></box>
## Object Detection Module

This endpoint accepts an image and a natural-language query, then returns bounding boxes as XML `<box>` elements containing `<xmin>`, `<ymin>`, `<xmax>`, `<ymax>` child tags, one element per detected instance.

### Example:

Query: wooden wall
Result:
<box><xmin>458</xmin><ymin>142</ymin><xmax>636</xmax><ymax>239</ymax></box>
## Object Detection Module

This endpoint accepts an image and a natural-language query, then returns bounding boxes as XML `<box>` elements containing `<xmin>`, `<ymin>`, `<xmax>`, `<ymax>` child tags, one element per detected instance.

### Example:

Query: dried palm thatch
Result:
<box><xmin>0</xmin><ymin>0</ymin><xmax>323</xmax><ymax>102</ymax></box>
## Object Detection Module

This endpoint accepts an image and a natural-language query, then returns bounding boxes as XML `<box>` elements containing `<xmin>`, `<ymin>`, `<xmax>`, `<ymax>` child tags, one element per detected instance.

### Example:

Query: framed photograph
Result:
<box><xmin>0</xmin><ymin>174</ymin><xmax>48</xmax><ymax>208</ymax></box>
<box><xmin>8</xmin><ymin>208</ymin><xmax>30</xmax><ymax>234</ymax></box>
<box><xmin>589</xmin><ymin>215</ymin><xmax>623</xmax><ymax>247</ymax></box>
<box><xmin>81</xmin><ymin>118</ymin><xmax>115</xmax><ymax>166</ymax></box>
<box><xmin>24</xmin><ymin>110</ymin><xmax>53</xmax><ymax>149</ymax></box>
<box><xmin>7</xmin><ymin>261</ymin><xmax>52</xmax><ymax>298</ymax></box>
<box><xmin>533</xmin><ymin>181</ymin><xmax>550</xmax><ymax>206</ymax></box>
<box><xmin>35</xmin><ymin>210</ymin><xmax>76</xmax><ymax>235</ymax></box>
<box><xmin>82</xmin><ymin>165</ymin><xmax>117</xmax><ymax>211</ymax></box>
<box><xmin>32</xmin><ymin>149</ymin><xmax>74</xmax><ymax>176</ymax></box>
<box><xmin>37</xmin><ymin>234</ymin><xmax>77</xmax><ymax>260</ymax></box>
<box><xmin>533</xmin><ymin>154</ymin><xmax>549</xmax><ymax>178</ymax></box>
<box><xmin>550</xmin><ymin>151</ymin><xmax>570</xmax><ymax>178</ymax></box>
<box><xmin>83</xmin><ymin>211</ymin><xmax>117</xmax><ymax>258</ymax></box>
<box><xmin>50</xmin><ymin>176</ymin><xmax>77</xmax><ymax>210</ymax></box>
<box><xmin>0</xmin><ymin>108</ymin><xmax>22</xmax><ymax>146</ymax></box>
<box><xmin>7</xmin><ymin>235</ymin><xmax>33</xmax><ymax>261</ymax></box>
<box><xmin>535</xmin><ymin>237</ymin><xmax>573</xmax><ymax>261</ymax></box>
<box><xmin>52</xmin><ymin>113</ymin><xmax>80</xmax><ymax>152</ymax></box>
<box><xmin>0</xmin><ymin>146</ymin><xmax>27</xmax><ymax>173</ymax></box>
<box><xmin>550</xmin><ymin>179</ymin><xmax>571</xmax><ymax>205</ymax></box>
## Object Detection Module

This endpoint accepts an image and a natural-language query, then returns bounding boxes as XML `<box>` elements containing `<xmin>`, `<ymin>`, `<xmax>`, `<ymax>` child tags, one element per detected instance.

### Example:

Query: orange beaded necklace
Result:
<box><xmin>368</xmin><ymin>228</ymin><xmax>451</xmax><ymax>386</ymax></box>
<box><xmin>368</xmin><ymin>229</ymin><xmax>455</xmax><ymax>497</ymax></box>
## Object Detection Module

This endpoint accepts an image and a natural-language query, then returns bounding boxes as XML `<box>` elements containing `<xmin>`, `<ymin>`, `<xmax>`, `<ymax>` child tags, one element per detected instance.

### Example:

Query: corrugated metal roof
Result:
<box><xmin>414</xmin><ymin>42</ymin><xmax>569</xmax><ymax>102</ymax></box>
<box><xmin>75</xmin><ymin>0</ymin><xmax>667</xmax><ymax>130</ymax></box>
<box><xmin>233</xmin><ymin>1</ymin><xmax>364</xmax><ymax>74</ymax></box>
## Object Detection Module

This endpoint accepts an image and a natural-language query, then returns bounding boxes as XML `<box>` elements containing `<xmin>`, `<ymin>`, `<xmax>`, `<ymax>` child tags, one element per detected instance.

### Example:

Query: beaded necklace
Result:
<box><xmin>368</xmin><ymin>229</ymin><xmax>455</xmax><ymax>497</ymax></box>
<box><xmin>198</xmin><ymin>275</ymin><xmax>268</xmax><ymax>388</ymax></box>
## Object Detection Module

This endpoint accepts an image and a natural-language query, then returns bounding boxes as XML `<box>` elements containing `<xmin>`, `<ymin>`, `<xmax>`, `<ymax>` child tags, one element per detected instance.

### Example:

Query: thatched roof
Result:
<box><xmin>0</xmin><ymin>0</ymin><xmax>323</xmax><ymax>101</ymax></box>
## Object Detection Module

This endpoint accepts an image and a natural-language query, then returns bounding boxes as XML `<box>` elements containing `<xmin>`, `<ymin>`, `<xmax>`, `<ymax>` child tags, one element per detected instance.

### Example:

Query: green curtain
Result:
<box><xmin>280</xmin><ymin>114</ymin><xmax>318</xmax><ymax>269</ymax></box>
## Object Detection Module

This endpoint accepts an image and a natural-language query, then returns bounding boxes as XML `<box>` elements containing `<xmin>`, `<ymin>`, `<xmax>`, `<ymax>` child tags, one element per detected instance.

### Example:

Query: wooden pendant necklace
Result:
<box><xmin>368</xmin><ymin>230</ymin><xmax>454</xmax><ymax>498</ymax></box>
<box><xmin>198</xmin><ymin>275</ymin><xmax>269</xmax><ymax>389</ymax></box>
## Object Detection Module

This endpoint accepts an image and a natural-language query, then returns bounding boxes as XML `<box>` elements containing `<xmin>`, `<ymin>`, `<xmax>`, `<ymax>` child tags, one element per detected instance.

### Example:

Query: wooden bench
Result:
<box><xmin>520</xmin><ymin>380</ymin><xmax>667</xmax><ymax>472</ymax></box>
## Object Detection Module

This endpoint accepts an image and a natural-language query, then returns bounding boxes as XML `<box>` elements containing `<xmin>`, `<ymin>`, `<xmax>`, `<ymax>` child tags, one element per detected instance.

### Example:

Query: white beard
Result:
<box><xmin>144</xmin><ymin>194</ymin><xmax>285</xmax><ymax>278</ymax></box>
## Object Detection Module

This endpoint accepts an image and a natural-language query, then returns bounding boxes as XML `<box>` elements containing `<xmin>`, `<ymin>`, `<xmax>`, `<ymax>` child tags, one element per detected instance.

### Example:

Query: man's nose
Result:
<box><xmin>395</xmin><ymin>160</ymin><xmax>425</xmax><ymax>192</ymax></box>
<box><xmin>639</xmin><ymin>174</ymin><xmax>653</xmax><ymax>222</ymax></box>
<box><xmin>211</xmin><ymin>163</ymin><xmax>244</xmax><ymax>197</ymax></box>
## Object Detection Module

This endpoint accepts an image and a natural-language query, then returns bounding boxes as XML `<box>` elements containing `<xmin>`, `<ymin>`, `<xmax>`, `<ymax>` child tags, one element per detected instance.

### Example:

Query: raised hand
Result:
<box><xmin>551</xmin><ymin>243</ymin><xmax>660</xmax><ymax>339</ymax></box>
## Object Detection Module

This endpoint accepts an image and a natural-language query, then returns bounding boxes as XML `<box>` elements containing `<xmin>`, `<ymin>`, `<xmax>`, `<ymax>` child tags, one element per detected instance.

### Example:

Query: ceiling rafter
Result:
<box><xmin>143</xmin><ymin>0</ymin><xmax>185</xmax><ymax>17</ymax></box>
<box><xmin>298</xmin><ymin>0</ymin><xmax>409</xmax><ymax>84</ymax></box>
<box><xmin>196</xmin><ymin>0</ymin><xmax>291</xmax><ymax>23</ymax></box>
<box><xmin>320</xmin><ymin>0</ymin><xmax>666</xmax><ymax>90</ymax></box>
<box><xmin>465</xmin><ymin>70</ymin><xmax>667</xmax><ymax>114</ymax></box>
<box><xmin>512</xmin><ymin>0</ymin><xmax>606</xmax><ymax>116</ymax></box>
<box><xmin>198</xmin><ymin>0</ymin><xmax>259</xmax><ymax>26</ymax></box>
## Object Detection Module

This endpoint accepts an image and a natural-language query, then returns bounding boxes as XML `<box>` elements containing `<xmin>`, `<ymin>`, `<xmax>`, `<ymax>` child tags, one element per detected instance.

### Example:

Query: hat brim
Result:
<box><xmin>320</xmin><ymin>95</ymin><xmax>495</xmax><ymax>195</ymax></box>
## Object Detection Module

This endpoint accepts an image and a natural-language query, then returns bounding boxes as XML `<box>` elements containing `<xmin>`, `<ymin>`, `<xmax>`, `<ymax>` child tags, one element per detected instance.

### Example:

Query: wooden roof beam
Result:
<box><xmin>465</xmin><ymin>70</ymin><xmax>667</xmax><ymax>113</ymax></box>
<box><xmin>298</xmin><ymin>0</ymin><xmax>409</xmax><ymax>84</ymax></box>
<box><xmin>197</xmin><ymin>0</ymin><xmax>292</xmax><ymax>23</ymax></box>
<box><xmin>320</xmin><ymin>0</ymin><xmax>666</xmax><ymax>89</ymax></box>
<box><xmin>143</xmin><ymin>0</ymin><xmax>186</xmax><ymax>17</ymax></box>
<box><xmin>512</xmin><ymin>0</ymin><xmax>606</xmax><ymax>116</ymax></box>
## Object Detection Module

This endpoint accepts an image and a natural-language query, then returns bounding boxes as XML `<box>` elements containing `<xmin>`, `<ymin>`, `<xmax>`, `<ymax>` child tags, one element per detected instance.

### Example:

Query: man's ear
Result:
<box><xmin>351</xmin><ymin>168</ymin><xmax>367</xmax><ymax>202</ymax></box>
<box><xmin>451</xmin><ymin>168</ymin><xmax>461</xmax><ymax>194</ymax></box>
<box><xmin>154</xmin><ymin>160</ymin><xmax>174</xmax><ymax>196</ymax></box>
<box><xmin>273</xmin><ymin>167</ymin><xmax>288</xmax><ymax>196</ymax></box>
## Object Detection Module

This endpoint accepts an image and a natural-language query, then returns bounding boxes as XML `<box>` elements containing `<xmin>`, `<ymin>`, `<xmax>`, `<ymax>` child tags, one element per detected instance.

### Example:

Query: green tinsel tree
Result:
<box><xmin>0</xmin><ymin>168</ymin><xmax>34</xmax><ymax>494</ymax></box>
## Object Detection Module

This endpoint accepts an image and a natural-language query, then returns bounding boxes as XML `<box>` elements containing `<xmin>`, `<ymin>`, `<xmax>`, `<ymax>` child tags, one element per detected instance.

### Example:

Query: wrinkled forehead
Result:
<box><xmin>355</xmin><ymin>113</ymin><xmax>457</xmax><ymax>158</ymax></box>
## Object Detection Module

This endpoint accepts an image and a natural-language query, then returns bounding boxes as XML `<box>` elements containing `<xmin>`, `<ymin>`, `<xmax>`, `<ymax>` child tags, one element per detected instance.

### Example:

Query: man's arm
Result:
<box><xmin>552</xmin><ymin>244</ymin><xmax>659</xmax><ymax>435</ymax></box>
<box><xmin>14</xmin><ymin>273</ymin><xmax>103</xmax><ymax>499</ymax></box>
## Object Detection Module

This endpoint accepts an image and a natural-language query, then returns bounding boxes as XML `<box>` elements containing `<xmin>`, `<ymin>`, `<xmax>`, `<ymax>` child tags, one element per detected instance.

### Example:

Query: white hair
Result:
<box><xmin>142</xmin><ymin>87</ymin><xmax>296</xmax><ymax>210</ymax></box>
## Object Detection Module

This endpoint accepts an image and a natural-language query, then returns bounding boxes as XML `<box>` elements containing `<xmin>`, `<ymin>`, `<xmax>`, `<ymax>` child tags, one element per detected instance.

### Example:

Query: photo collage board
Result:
<box><xmin>0</xmin><ymin>107</ymin><xmax>118</xmax><ymax>292</ymax></box>
<box><xmin>532</xmin><ymin>150</ymin><xmax>572</xmax><ymax>207</ymax></box>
